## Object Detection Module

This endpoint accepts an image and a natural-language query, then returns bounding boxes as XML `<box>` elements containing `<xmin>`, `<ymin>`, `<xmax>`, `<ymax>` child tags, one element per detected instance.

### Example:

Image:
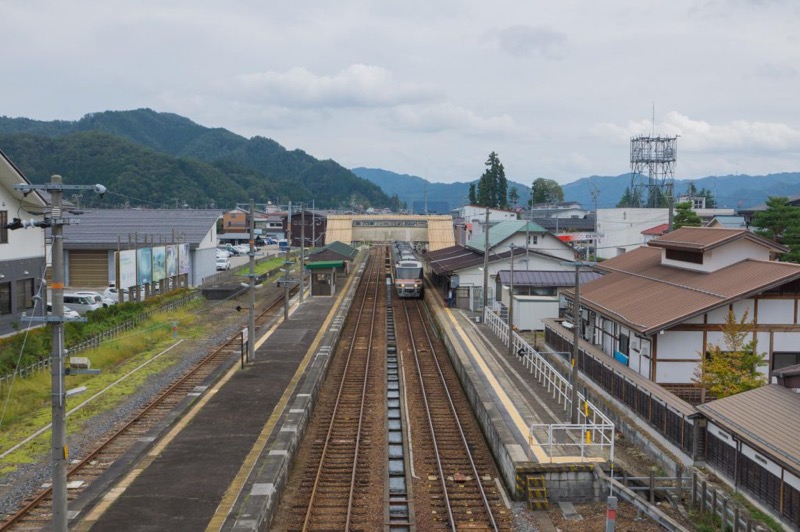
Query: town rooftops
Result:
<box><xmin>56</xmin><ymin>208</ymin><xmax>222</xmax><ymax>249</ymax></box>
<box><xmin>697</xmin><ymin>384</ymin><xmax>800</xmax><ymax>472</ymax></box>
<box><xmin>570</xmin><ymin>245</ymin><xmax>800</xmax><ymax>335</ymax></box>
<box><xmin>647</xmin><ymin>226</ymin><xmax>787</xmax><ymax>254</ymax></box>
<box><xmin>425</xmin><ymin>245</ymin><xmax>566</xmax><ymax>276</ymax></box>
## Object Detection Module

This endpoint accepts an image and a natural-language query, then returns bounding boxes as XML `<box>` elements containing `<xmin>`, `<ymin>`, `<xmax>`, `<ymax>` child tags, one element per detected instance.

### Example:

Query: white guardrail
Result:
<box><xmin>483</xmin><ymin>307</ymin><xmax>615</xmax><ymax>463</ymax></box>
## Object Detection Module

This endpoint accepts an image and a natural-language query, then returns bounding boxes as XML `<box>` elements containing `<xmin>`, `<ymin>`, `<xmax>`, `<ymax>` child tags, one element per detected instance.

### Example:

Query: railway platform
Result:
<box><xmin>71</xmin><ymin>264</ymin><xmax>363</xmax><ymax>531</ymax></box>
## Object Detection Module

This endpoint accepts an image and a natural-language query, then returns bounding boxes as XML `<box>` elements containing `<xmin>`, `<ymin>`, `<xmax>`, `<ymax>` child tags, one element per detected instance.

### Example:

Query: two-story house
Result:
<box><xmin>0</xmin><ymin>150</ymin><xmax>47</xmax><ymax>335</ymax></box>
<box><xmin>562</xmin><ymin>227</ymin><xmax>800</xmax><ymax>397</ymax></box>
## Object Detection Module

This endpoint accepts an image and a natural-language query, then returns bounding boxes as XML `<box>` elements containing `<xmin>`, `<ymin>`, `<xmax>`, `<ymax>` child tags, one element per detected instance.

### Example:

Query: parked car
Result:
<box><xmin>59</xmin><ymin>293</ymin><xmax>103</xmax><ymax>315</ymax></box>
<box><xmin>233</xmin><ymin>244</ymin><xmax>251</xmax><ymax>255</ymax></box>
<box><xmin>72</xmin><ymin>290</ymin><xmax>115</xmax><ymax>307</ymax></box>
<box><xmin>44</xmin><ymin>304</ymin><xmax>81</xmax><ymax>319</ymax></box>
<box><xmin>216</xmin><ymin>256</ymin><xmax>231</xmax><ymax>271</ymax></box>
<box><xmin>219</xmin><ymin>243</ymin><xmax>241</xmax><ymax>256</ymax></box>
<box><xmin>103</xmin><ymin>285</ymin><xmax>145</xmax><ymax>302</ymax></box>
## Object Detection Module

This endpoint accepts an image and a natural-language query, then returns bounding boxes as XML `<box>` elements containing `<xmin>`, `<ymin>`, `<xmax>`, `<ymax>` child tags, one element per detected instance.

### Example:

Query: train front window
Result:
<box><xmin>396</xmin><ymin>267</ymin><xmax>421</xmax><ymax>279</ymax></box>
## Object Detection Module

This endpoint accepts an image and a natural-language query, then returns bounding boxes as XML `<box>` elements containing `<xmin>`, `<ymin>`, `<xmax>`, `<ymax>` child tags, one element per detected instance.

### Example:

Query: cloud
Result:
<box><xmin>487</xmin><ymin>25</ymin><xmax>568</xmax><ymax>59</ymax></box>
<box><xmin>385</xmin><ymin>102</ymin><xmax>515</xmax><ymax>134</ymax></box>
<box><xmin>595</xmin><ymin>112</ymin><xmax>800</xmax><ymax>153</ymax></box>
<box><xmin>233</xmin><ymin>64</ymin><xmax>441</xmax><ymax>109</ymax></box>
<box><xmin>752</xmin><ymin>62</ymin><xmax>798</xmax><ymax>81</ymax></box>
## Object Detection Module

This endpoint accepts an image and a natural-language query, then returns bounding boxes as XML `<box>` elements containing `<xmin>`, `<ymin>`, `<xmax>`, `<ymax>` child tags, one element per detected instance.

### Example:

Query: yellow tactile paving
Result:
<box><xmin>440</xmin><ymin>307</ymin><xmax>603</xmax><ymax>465</ymax></box>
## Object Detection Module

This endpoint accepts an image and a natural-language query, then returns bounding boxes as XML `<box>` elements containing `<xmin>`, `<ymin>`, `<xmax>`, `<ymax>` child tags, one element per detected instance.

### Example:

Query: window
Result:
<box><xmin>665</xmin><ymin>248</ymin><xmax>703</xmax><ymax>264</ymax></box>
<box><xmin>16</xmin><ymin>278</ymin><xmax>35</xmax><ymax>310</ymax></box>
<box><xmin>0</xmin><ymin>211</ymin><xmax>7</xmax><ymax>244</ymax></box>
<box><xmin>0</xmin><ymin>282</ymin><xmax>10</xmax><ymax>315</ymax></box>
<box><xmin>773</xmin><ymin>352</ymin><xmax>800</xmax><ymax>371</ymax></box>
<box><xmin>528</xmin><ymin>234</ymin><xmax>538</xmax><ymax>245</ymax></box>
<box><xmin>618</xmin><ymin>332</ymin><xmax>629</xmax><ymax>356</ymax></box>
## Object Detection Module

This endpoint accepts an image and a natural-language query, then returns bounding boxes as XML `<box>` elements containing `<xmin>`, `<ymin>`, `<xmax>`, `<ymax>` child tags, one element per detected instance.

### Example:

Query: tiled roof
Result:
<box><xmin>648</xmin><ymin>227</ymin><xmax>787</xmax><ymax>253</ymax></box>
<box><xmin>425</xmin><ymin>245</ymin><xmax>567</xmax><ymax>276</ymax></box>
<box><xmin>467</xmin><ymin>220</ymin><xmax>546</xmax><ymax>252</ymax></box>
<box><xmin>310</xmin><ymin>241</ymin><xmax>358</xmax><ymax>260</ymax></box>
<box><xmin>706</xmin><ymin>216</ymin><xmax>746</xmax><ymax>229</ymax></box>
<box><xmin>697</xmin><ymin>385</ymin><xmax>800</xmax><ymax>472</ymax></box>
<box><xmin>497</xmin><ymin>270</ymin><xmax>603</xmax><ymax>287</ymax></box>
<box><xmin>572</xmin><ymin>246</ymin><xmax>800</xmax><ymax>335</ymax></box>
<box><xmin>57</xmin><ymin>208</ymin><xmax>221</xmax><ymax>249</ymax></box>
<box><xmin>641</xmin><ymin>223</ymin><xmax>670</xmax><ymax>236</ymax></box>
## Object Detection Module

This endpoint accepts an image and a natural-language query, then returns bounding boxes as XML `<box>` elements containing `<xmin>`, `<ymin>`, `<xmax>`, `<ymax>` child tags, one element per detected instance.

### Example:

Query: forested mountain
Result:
<box><xmin>0</xmin><ymin>109</ymin><xmax>395</xmax><ymax>210</ymax></box>
<box><xmin>354</xmin><ymin>167</ymin><xmax>800</xmax><ymax>212</ymax></box>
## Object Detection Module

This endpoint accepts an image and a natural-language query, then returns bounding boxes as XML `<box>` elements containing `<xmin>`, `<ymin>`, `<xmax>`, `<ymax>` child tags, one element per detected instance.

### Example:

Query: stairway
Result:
<box><xmin>526</xmin><ymin>475</ymin><xmax>548</xmax><ymax>510</ymax></box>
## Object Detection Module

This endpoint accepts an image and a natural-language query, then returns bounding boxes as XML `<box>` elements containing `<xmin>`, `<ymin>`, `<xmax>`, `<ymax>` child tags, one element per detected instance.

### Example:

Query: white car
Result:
<box><xmin>103</xmin><ymin>285</ymin><xmax>145</xmax><ymax>302</ymax></box>
<box><xmin>73</xmin><ymin>290</ymin><xmax>115</xmax><ymax>308</ymax></box>
<box><xmin>216</xmin><ymin>256</ymin><xmax>231</xmax><ymax>271</ymax></box>
<box><xmin>45</xmin><ymin>304</ymin><xmax>81</xmax><ymax>319</ymax></box>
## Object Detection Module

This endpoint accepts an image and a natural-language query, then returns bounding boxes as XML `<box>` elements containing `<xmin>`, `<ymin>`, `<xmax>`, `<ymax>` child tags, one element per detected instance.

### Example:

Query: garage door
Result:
<box><xmin>68</xmin><ymin>250</ymin><xmax>109</xmax><ymax>288</ymax></box>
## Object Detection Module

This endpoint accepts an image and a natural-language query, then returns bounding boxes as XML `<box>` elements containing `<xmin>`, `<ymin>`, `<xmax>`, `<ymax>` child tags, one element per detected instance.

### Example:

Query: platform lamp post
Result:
<box><xmin>507</xmin><ymin>244</ymin><xmax>517</xmax><ymax>356</ymax></box>
<box><xmin>11</xmin><ymin>175</ymin><xmax>106</xmax><ymax>532</ymax></box>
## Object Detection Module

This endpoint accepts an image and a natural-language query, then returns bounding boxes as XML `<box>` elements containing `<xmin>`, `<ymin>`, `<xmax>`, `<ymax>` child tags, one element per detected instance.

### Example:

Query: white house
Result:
<box><xmin>0</xmin><ymin>150</ymin><xmax>47</xmax><ymax>335</ymax></box>
<box><xmin>563</xmin><ymin>227</ymin><xmax>800</xmax><ymax>396</ymax></box>
<box><xmin>595</xmin><ymin>208</ymin><xmax>669</xmax><ymax>259</ymax></box>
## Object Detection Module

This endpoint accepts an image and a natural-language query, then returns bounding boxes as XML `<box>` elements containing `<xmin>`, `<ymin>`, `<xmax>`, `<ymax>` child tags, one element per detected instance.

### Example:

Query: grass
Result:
<box><xmin>0</xmin><ymin>301</ymin><xmax>204</xmax><ymax>473</ymax></box>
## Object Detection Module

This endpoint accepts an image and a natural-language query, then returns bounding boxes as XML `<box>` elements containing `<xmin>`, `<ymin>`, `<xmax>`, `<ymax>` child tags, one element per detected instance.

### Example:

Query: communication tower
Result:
<box><xmin>629</xmin><ymin>135</ymin><xmax>678</xmax><ymax>208</ymax></box>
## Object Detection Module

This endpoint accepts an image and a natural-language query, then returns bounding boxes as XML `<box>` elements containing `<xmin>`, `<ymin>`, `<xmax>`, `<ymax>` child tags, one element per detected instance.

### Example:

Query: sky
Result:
<box><xmin>2</xmin><ymin>0</ymin><xmax>800</xmax><ymax>186</ymax></box>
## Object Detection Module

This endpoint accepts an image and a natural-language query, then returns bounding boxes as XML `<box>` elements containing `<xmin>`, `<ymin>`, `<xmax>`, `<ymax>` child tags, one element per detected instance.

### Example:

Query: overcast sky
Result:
<box><xmin>3</xmin><ymin>1</ymin><xmax>800</xmax><ymax>185</ymax></box>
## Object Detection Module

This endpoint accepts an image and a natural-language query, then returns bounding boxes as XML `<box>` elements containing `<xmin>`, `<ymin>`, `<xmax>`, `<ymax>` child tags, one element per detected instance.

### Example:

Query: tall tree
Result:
<box><xmin>693</xmin><ymin>309</ymin><xmax>766</xmax><ymax>399</ymax></box>
<box><xmin>508</xmin><ymin>186</ymin><xmax>519</xmax><ymax>208</ymax></box>
<box><xmin>752</xmin><ymin>196</ymin><xmax>799</xmax><ymax>245</ymax></box>
<box><xmin>468</xmin><ymin>183</ymin><xmax>477</xmax><ymax>205</ymax></box>
<box><xmin>672</xmin><ymin>201</ymin><xmax>702</xmax><ymax>229</ymax></box>
<box><xmin>616</xmin><ymin>186</ymin><xmax>642</xmax><ymax>208</ymax></box>
<box><xmin>530</xmin><ymin>177</ymin><xmax>564</xmax><ymax>206</ymax></box>
<box><xmin>476</xmin><ymin>151</ymin><xmax>508</xmax><ymax>209</ymax></box>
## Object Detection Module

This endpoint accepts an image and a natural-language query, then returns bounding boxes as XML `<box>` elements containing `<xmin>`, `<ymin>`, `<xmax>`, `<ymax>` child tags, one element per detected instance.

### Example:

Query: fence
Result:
<box><xmin>544</xmin><ymin>321</ymin><xmax>696</xmax><ymax>458</ymax></box>
<box><xmin>690</xmin><ymin>472</ymin><xmax>766</xmax><ymax>531</ymax></box>
<box><xmin>0</xmin><ymin>293</ymin><xmax>199</xmax><ymax>392</ymax></box>
<box><xmin>484</xmin><ymin>307</ymin><xmax>615</xmax><ymax>463</ymax></box>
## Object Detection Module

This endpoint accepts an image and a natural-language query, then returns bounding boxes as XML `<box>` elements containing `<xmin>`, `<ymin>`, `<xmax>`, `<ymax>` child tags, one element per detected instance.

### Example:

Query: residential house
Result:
<box><xmin>450</xmin><ymin>205</ymin><xmax>518</xmax><ymax>246</ymax></box>
<box><xmin>641</xmin><ymin>223</ymin><xmax>670</xmax><ymax>244</ymax></box>
<box><xmin>425</xmin><ymin>220</ymin><xmax>576</xmax><ymax>311</ymax></box>
<box><xmin>0</xmin><ymin>150</ymin><xmax>47</xmax><ymax>335</ymax></box>
<box><xmin>561</xmin><ymin>227</ymin><xmax>800</xmax><ymax>396</ymax></box>
<box><xmin>288</xmin><ymin>209</ymin><xmax>328</xmax><ymax>248</ymax></box>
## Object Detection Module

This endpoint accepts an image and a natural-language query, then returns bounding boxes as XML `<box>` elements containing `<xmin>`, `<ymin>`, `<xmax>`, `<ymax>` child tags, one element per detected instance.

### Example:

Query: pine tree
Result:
<box><xmin>476</xmin><ymin>151</ymin><xmax>507</xmax><ymax>208</ymax></box>
<box><xmin>673</xmin><ymin>201</ymin><xmax>702</xmax><ymax>229</ymax></box>
<box><xmin>468</xmin><ymin>183</ymin><xmax>477</xmax><ymax>205</ymax></box>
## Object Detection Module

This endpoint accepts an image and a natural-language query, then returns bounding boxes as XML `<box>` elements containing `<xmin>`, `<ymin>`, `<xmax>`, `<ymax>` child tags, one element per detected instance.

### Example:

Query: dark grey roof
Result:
<box><xmin>310</xmin><ymin>241</ymin><xmax>358</xmax><ymax>260</ymax></box>
<box><xmin>531</xmin><ymin>216</ymin><xmax>596</xmax><ymax>232</ymax></box>
<box><xmin>497</xmin><ymin>270</ymin><xmax>603</xmax><ymax>287</ymax></box>
<box><xmin>56</xmin><ymin>208</ymin><xmax>221</xmax><ymax>249</ymax></box>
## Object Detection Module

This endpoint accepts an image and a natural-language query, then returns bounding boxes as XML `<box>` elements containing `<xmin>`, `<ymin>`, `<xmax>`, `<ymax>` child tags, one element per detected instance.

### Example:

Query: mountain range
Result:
<box><xmin>1</xmin><ymin>108</ymin><xmax>798</xmax><ymax>212</ymax></box>
<box><xmin>353</xmin><ymin>168</ymin><xmax>800</xmax><ymax>212</ymax></box>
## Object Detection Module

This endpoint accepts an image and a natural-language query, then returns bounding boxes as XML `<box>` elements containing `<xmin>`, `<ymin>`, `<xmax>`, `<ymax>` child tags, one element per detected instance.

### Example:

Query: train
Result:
<box><xmin>392</xmin><ymin>242</ymin><xmax>424</xmax><ymax>298</ymax></box>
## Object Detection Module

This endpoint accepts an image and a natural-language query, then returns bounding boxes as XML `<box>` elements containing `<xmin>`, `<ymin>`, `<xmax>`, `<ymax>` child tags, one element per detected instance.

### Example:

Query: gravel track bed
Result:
<box><xmin>0</xmin><ymin>289</ymin><xmax>264</xmax><ymax>520</ymax></box>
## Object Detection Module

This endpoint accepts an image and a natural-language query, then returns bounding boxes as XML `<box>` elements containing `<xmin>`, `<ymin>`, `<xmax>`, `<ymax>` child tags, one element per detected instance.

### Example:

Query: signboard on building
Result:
<box><xmin>137</xmin><ymin>247</ymin><xmax>152</xmax><ymax>286</ymax></box>
<box><xmin>166</xmin><ymin>245</ymin><xmax>178</xmax><ymax>277</ymax></box>
<box><xmin>119</xmin><ymin>249</ymin><xmax>137</xmax><ymax>289</ymax></box>
<box><xmin>152</xmin><ymin>246</ymin><xmax>166</xmax><ymax>282</ymax></box>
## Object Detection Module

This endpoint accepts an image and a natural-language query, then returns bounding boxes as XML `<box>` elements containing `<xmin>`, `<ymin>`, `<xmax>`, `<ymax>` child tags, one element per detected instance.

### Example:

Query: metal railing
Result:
<box><xmin>484</xmin><ymin>307</ymin><xmax>615</xmax><ymax>462</ymax></box>
<box><xmin>0</xmin><ymin>293</ymin><xmax>198</xmax><ymax>392</ymax></box>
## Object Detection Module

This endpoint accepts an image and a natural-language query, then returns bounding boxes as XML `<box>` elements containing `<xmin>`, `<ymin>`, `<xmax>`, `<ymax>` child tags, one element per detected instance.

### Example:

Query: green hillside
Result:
<box><xmin>0</xmin><ymin>109</ymin><xmax>395</xmax><ymax>210</ymax></box>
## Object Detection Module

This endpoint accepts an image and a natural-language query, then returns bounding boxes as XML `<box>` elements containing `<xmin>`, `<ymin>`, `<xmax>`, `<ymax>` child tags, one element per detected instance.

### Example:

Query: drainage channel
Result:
<box><xmin>385</xmin><ymin>293</ymin><xmax>415</xmax><ymax>531</ymax></box>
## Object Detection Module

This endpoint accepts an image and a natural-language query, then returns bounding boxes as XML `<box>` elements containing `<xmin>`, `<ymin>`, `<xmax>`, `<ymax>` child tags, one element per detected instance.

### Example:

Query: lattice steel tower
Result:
<box><xmin>629</xmin><ymin>135</ymin><xmax>678</xmax><ymax>208</ymax></box>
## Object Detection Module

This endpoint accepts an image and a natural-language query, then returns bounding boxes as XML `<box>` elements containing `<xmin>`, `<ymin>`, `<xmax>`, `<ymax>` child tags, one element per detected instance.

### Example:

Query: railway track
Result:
<box><xmin>0</xmin><ymin>288</ymin><xmax>291</xmax><ymax>531</ymax></box>
<box><xmin>400</xmin><ymin>298</ymin><xmax>513</xmax><ymax>531</ymax></box>
<box><xmin>281</xmin><ymin>247</ymin><xmax>386</xmax><ymax>531</ymax></box>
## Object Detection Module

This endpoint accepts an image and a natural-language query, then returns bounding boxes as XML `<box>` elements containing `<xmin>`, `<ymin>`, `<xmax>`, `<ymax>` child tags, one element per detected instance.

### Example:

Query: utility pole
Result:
<box><xmin>10</xmin><ymin>175</ymin><xmax>106</xmax><ymax>532</ymax></box>
<box><xmin>248</xmin><ymin>199</ymin><xmax>255</xmax><ymax>363</ymax></box>
<box><xmin>508</xmin><ymin>244</ymin><xmax>515</xmax><ymax>356</ymax></box>
<box><xmin>482</xmin><ymin>206</ymin><xmax>490</xmax><ymax>313</ymax></box>
<box><xmin>284</xmin><ymin>201</ymin><xmax>292</xmax><ymax>320</ymax></box>
<box><xmin>311</xmin><ymin>199</ymin><xmax>316</xmax><ymax>247</ymax></box>
<box><xmin>50</xmin><ymin>176</ymin><xmax>67</xmax><ymax>532</ymax></box>
<box><xmin>571</xmin><ymin>263</ymin><xmax>581</xmax><ymax>424</ymax></box>
<box><xmin>300</xmin><ymin>205</ymin><xmax>305</xmax><ymax>303</ymax></box>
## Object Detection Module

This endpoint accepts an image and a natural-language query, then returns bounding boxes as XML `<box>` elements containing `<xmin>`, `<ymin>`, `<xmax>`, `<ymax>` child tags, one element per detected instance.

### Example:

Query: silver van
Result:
<box><xmin>62</xmin><ymin>293</ymin><xmax>103</xmax><ymax>314</ymax></box>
